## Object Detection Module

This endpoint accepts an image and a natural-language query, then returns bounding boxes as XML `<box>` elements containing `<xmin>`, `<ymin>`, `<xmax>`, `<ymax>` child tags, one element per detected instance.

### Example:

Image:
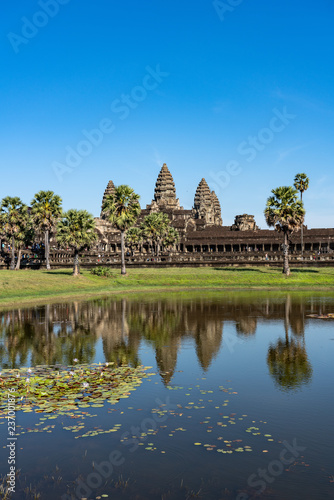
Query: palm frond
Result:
<box><xmin>102</xmin><ymin>185</ymin><xmax>141</xmax><ymax>231</ymax></box>
<box><xmin>264</xmin><ymin>186</ymin><xmax>305</xmax><ymax>234</ymax></box>
<box><xmin>56</xmin><ymin>209</ymin><xmax>97</xmax><ymax>251</ymax></box>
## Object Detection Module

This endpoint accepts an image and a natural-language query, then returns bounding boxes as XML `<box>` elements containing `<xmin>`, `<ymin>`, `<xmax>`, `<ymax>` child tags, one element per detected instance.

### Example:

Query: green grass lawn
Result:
<box><xmin>0</xmin><ymin>266</ymin><xmax>334</xmax><ymax>307</ymax></box>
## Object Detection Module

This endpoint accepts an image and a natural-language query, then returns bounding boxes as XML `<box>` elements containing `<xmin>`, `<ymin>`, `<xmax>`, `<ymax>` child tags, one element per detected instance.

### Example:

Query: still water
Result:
<box><xmin>0</xmin><ymin>292</ymin><xmax>333</xmax><ymax>500</ymax></box>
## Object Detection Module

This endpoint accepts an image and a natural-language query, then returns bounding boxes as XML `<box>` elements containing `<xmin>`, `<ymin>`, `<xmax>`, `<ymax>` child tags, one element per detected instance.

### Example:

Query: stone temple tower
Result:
<box><xmin>100</xmin><ymin>180</ymin><xmax>116</xmax><ymax>219</ymax></box>
<box><xmin>150</xmin><ymin>163</ymin><xmax>180</xmax><ymax>210</ymax></box>
<box><xmin>211</xmin><ymin>190</ymin><xmax>223</xmax><ymax>226</ymax></box>
<box><xmin>193</xmin><ymin>178</ymin><xmax>222</xmax><ymax>225</ymax></box>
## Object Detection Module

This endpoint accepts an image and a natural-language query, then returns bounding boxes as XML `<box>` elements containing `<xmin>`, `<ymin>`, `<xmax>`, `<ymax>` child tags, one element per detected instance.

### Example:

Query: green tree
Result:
<box><xmin>15</xmin><ymin>217</ymin><xmax>35</xmax><ymax>270</ymax></box>
<box><xmin>264</xmin><ymin>186</ymin><xmax>304</xmax><ymax>275</ymax></box>
<box><xmin>31</xmin><ymin>190</ymin><xmax>62</xmax><ymax>270</ymax></box>
<box><xmin>293</xmin><ymin>173</ymin><xmax>309</xmax><ymax>256</ymax></box>
<box><xmin>56</xmin><ymin>209</ymin><xmax>97</xmax><ymax>276</ymax></box>
<box><xmin>162</xmin><ymin>226</ymin><xmax>179</xmax><ymax>252</ymax></box>
<box><xmin>0</xmin><ymin>197</ymin><xmax>29</xmax><ymax>270</ymax></box>
<box><xmin>141</xmin><ymin>212</ymin><xmax>170</xmax><ymax>257</ymax></box>
<box><xmin>102</xmin><ymin>185</ymin><xmax>141</xmax><ymax>275</ymax></box>
<box><xmin>125</xmin><ymin>226</ymin><xmax>143</xmax><ymax>256</ymax></box>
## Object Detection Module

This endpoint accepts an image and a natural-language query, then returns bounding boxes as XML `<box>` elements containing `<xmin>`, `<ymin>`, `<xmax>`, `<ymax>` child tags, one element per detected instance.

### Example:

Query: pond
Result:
<box><xmin>0</xmin><ymin>292</ymin><xmax>333</xmax><ymax>500</ymax></box>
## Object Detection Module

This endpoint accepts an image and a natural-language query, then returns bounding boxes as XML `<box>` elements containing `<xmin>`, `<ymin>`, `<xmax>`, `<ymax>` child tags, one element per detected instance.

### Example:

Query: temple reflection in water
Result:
<box><xmin>0</xmin><ymin>293</ymin><xmax>325</xmax><ymax>390</ymax></box>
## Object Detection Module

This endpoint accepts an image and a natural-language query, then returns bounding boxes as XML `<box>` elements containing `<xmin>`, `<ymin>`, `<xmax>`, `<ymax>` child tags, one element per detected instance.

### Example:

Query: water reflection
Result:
<box><xmin>267</xmin><ymin>295</ymin><xmax>312</xmax><ymax>391</ymax></box>
<box><xmin>0</xmin><ymin>293</ymin><xmax>328</xmax><ymax>390</ymax></box>
<box><xmin>267</xmin><ymin>338</ymin><xmax>312</xmax><ymax>391</ymax></box>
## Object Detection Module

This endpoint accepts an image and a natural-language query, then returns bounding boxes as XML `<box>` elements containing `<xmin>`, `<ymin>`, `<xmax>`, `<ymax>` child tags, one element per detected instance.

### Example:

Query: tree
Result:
<box><xmin>56</xmin><ymin>209</ymin><xmax>97</xmax><ymax>276</ymax></box>
<box><xmin>102</xmin><ymin>185</ymin><xmax>141</xmax><ymax>275</ymax></box>
<box><xmin>264</xmin><ymin>186</ymin><xmax>304</xmax><ymax>275</ymax></box>
<box><xmin>162</xmin><ymin>226</ymin><xmax>179</xmax><ymax>252</ymax></box>
<box><xmin>0</xmin><ymin>197</ymin><xmax>29</xmax><ymax>270</ymax></box>
<box><xmin>125</xmin><ymin>227</ymin><xmax>143</xmax><ymax>256</ymax></box>
<box><xmin>293</xmin><ymin>173</ymin><xmax>309</xmax><ymax>256</ymax></box>
<box><xmin>31</xmin><ymin>190</ymin><xmax>62</xmax><ymax>270</ymax></box>
<box><xmin>15</xmin><ymin>218</ymin><xmax>35</xmax><ymax>270</ymax></box>
<box><xmin>141</xmin><ymin>212</ymin><xmax>170</xmax><ymax>257</ymax></box>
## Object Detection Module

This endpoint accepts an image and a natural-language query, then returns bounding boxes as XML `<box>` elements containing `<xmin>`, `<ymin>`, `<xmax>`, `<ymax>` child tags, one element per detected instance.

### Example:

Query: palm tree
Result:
<box><xmin>264</xmin><ymin>186</ymin><xmax>304</xmax><ymax>275</ymax></box>
<box><xmin>141</xmin><ymin>212</ymin><xmax>170</xmax><ymax>257</ymax></box>
<box><xmin>56</xmin><ymin>209</ymin><xmax>97</xmax><ymax>276</ymax></box>
<box><xmin>0</xmin><ymin>197</ymin><xmax>29</xmax><ymax>270</ymax></box>
<box><xmin>15</xmin><ymin>218</ymin><xmax>35</xmax><ymax>270</ymax></box>
<box><xmin>31</xmin><ymin>190</ymin><xmax>62</xmax><ymax>270</ymax></box>
<box><xmin>0</xmin><ymin>217</ymin><xmax>4</xmax><ymax>254</ymax></box>
<box><xmin>125</xmin><ymin>227</ymin><xmax>143</xmax><ymax>256</ymax></box>
<box><xmin>102</xmin><ymin>185</ymin><xmax>141</xmax><ymax>275</ymax></box>
<box><xmin>293</xmin><ymin>174</ymin><xmax>309</xmax><ymax>256</ymax></box>
<box><xmin>162</xmin><ymin>226</ymin><xmax>179</xmax><ymax>252</ymax></box>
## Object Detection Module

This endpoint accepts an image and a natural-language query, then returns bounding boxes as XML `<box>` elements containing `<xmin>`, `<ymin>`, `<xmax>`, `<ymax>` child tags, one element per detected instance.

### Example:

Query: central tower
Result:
<box><xmin>151</xmin><ymin>163</ymin><xmax>180</xmax><ymax>210</ymax></box>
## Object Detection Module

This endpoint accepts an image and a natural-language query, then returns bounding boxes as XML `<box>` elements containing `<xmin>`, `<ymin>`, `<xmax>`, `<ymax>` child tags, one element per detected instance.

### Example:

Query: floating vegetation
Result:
<box><xmin>117</xmin><ymin>381</ymin><xmax>276</xmax><ymax>458</ymax></box>
<box><xmin>307</xmin><ymin>313</ymin><xmax>334</xmax><ymax>319</ymax></box>
<box><xmin>0</xmin><ymin>368</ymin><xmax>283</xmax><ymax>500</ymax></box>
<box><xmin>0</xmin><ymin>366</ymin><xmax>277</xmax><ymax>455</ymax></box>
<box><xmin>0</xmin><ymin>363</ymin><xmax>150</xmax><ymax>420</ymax></box>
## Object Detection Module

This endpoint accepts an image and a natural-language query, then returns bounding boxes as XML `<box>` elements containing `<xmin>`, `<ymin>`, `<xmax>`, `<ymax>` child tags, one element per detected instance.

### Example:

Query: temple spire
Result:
<box><xmin>152</xmin><ymin>163</ymin><xmax>180</xmax><ymax>209</ymax></box>
<box><xmin>211</xmin><ymin>190</ymin><xmax>223</xmax><ymax>225</ymax></box>
<box><xmin>193</xmin><ymin>178</ymin><xmax>222</xmax><ymax>225</ymax></box>
<box><xmin>100</xmin><ymin>180</ymin><xmax>116</xmax><ymax>218</ymax></box>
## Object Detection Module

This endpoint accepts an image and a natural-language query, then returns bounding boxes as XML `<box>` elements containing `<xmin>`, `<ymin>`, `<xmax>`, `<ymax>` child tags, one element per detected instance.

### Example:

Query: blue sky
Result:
<box><xmin>1</xmin><ymin>0</ymin><xmax>333</xmax><ymax>228</ymax></box>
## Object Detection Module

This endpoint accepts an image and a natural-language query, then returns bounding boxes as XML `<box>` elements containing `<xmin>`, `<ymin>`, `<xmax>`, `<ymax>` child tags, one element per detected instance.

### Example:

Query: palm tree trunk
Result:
<box><xmin>283</xmin><ymin>232</ymin><xmax>290</xmax><ymax>276</ymax></box>
<box><xmin>121</xmin><ymin>230</ymin><xmax>126</xmax><ymax>275</ymax></box>
<box><xmin>10</xmin><ymin>235</ymin><xmax>15</xmax><ymax>270</ymax></box>
<box><xmin>284</xmin><ymin>294</ymin><xmax>291</xmax><ymax>343</ymax></box>
<box><xmin>300</xmin><ymin>191</ymin><xmax>304</xmax><ymax>257</ymax></box>
<box><xmin>73</xmin><ymin>248</ymin><xmax>79</xmax><ymax>276</ymax></box>
<box><xmin>15</xmin><ymin>249</ymin><xmax>22</xmax><ymax>270</ymax></box>
<box><xmin>45</xmin><ymin>229</ymin><xmax>51</xmax><ymax>270</ymax></box>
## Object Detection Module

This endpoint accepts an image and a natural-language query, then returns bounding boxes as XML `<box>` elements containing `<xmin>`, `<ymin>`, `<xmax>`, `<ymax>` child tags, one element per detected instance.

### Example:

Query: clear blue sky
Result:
<box><xmin>1</xmin><ymin>0</ymin><xmax>333</xmax><ymax>228</ymax></box>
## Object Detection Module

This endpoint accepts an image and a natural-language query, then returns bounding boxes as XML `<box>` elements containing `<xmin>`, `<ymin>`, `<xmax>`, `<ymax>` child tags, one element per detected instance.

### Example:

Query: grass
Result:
<box><xmin>0</xmin><ymin>266</ymin><xmax>334</xmax><ymax>308</ymax></box>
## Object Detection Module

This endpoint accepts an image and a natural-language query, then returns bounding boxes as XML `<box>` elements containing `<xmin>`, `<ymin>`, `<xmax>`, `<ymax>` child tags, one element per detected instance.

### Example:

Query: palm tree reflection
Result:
<box><xmin>0</xmin><ymin>293</ymin><xmax>322</xmax><ymax>389</ymax></box>
<box><xmin>267</xmin><ymin>295</ymin><xmax>312</xmax><ymax>391</ymax></box>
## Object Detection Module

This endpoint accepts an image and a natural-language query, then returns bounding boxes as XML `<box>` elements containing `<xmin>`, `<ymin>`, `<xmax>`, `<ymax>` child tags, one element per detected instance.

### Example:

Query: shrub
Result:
<box><xmin>90</xmin><ymin>266</ymin><xmax>113</xmax><ymax>278</ymax></box>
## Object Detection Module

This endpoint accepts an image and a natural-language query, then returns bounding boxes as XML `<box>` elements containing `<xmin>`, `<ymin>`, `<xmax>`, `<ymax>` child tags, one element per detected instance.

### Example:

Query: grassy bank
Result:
<box><xmin>0</xmin><ymin>266</ymin><xmax>334</xmax><ymax>308</ymax></box>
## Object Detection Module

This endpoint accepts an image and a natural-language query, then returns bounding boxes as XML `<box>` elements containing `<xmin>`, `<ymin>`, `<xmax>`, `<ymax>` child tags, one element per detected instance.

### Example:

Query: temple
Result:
<box><xmin>2</xmin><ymin>163</ymin><xmax>333</xmax><ymax>269</ymax></box>
<box><xmin>88</xmin><ymin>163</ymin><xmax>334</xmax><ymax>266</ymax></box>
<box><xmin>100</xmin><ymin>164</ymin><xmax>224</xmax><ymax>234</ymax></box>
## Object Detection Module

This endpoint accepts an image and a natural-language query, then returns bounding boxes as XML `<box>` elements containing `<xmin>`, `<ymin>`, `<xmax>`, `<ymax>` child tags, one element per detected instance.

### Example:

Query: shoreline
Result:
<box><xmin>1</xmin><ymin>267</ymin><xmax>334</xmax><ymax>309</ymax></box>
